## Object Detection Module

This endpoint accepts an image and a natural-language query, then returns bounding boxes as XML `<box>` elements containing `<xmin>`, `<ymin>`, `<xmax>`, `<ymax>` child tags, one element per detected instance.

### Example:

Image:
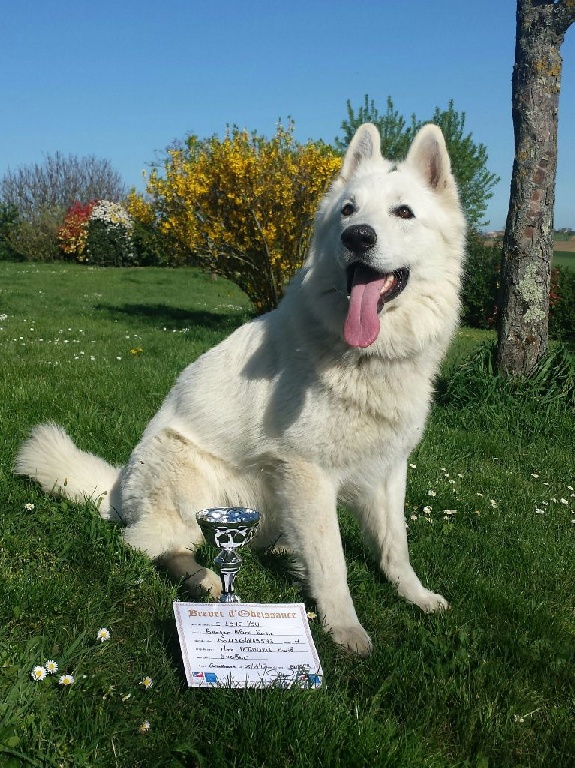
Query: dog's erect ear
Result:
<box><xmin>406</xmin><ymin>123</ymin><xmax>457</xmax><ymax>198</ymax></box>
<box><xmin>339</xmin><ymin>123</ymin><xmax>382</xmax><ymax>181</ymax></box>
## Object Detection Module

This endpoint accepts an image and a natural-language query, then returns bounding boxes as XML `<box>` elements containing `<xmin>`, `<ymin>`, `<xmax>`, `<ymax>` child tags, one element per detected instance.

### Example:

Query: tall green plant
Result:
<box><xmin>336</xmin><ymin>95</ymin><xmax>412</xmax><ymax>159</ymax></box>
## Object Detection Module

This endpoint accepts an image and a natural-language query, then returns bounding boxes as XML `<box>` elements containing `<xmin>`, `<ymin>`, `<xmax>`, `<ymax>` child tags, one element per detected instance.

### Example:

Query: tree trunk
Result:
<box><xmin>496</xmin><ymin>0</ymin><xmax>575</xmax><ymax>377</ymax></box>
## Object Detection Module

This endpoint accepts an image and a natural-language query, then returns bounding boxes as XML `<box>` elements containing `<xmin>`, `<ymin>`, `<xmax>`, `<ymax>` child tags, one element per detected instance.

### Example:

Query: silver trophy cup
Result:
<box><xmin>196</xmin><ymin>507</ymin><xmax>261</xmax><ymax>603</ymax></box>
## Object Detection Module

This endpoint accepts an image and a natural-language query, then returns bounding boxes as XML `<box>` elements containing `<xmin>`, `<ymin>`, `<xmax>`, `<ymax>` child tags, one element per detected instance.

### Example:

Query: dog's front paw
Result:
<box><xmin>395</xmin><ymin>574</ymin><xmax>450</xmax><ymax>613</ymax></box>
<box><xmin>328</xmin><ymin>623</ymin><xmax>373</xmax><ymax>656</ymax></box>
<box><xmin>184</xmin><ymin>567</ymin><xmax>222</xmax><ymax>599</ymax></box>
<box><xmin>411</xmin><ymin>588</ymin><xmax>450</xmax><ymax>613</ymax></box>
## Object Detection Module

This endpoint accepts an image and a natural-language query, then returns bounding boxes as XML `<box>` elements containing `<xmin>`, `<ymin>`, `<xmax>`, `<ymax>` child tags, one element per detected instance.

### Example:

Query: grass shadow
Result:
<box><xmin>157</xmin><ymin>615</ymin><xmax>190</xmax><ymax>688</ymax></box>
<box><xmin>254</xmin><ymin>549</ymin><xmax>300</xmax><ymax>588</ymax></box>
<box><xmin>94</xmin><ymin>302</ymin><xmax>252</xmax><ymax>333</ymax></box>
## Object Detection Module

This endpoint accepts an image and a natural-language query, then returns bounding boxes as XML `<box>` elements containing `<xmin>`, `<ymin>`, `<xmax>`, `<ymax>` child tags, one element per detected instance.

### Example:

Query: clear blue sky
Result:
<box><xmin>2</xmin><ymin>0</ymin><xmax>574</xmax><ymax>230</ymax></box>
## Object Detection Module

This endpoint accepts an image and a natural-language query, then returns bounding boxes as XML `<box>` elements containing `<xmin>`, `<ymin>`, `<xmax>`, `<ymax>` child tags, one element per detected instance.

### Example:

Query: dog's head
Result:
<box><xmin>307</xmin><ymin>123</ymin><xmax>466</xmax><ymax>353</ymax></box>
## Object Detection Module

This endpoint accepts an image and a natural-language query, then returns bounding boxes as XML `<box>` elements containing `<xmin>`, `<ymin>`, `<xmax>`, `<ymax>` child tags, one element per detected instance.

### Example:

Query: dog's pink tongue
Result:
<box><xmin>343</xmin><ymin>265</ymin><xmax>388</xmax><ymax>348</ymax></box>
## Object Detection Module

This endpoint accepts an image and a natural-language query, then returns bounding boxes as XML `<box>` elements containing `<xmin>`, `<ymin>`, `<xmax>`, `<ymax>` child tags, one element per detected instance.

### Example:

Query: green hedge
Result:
<box><xmin>461</xmin><ymin>234</ymin><xmax>575</xmax><ymax>342</ymax></box>
<box><xmin>461</xmin><ymin>230</ymin><xmax>500</xmax><ymax>329</ymax></box>
<box><xmin>550</xmin><ymin>267</ymin><xmax>575</xmax><ymax>342</ymax></box>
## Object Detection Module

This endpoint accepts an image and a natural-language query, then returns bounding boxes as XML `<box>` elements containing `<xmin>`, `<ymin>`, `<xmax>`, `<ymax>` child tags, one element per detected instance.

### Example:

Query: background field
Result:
<box><xmin>1</xmin><ymin>263</ymin><xmax>574</xmax><ymax>767</ymax></box>
<box><xmin>553</xmin><ymin>231</ymin><xmax>575</xmax><ymax>271</ymax></box>
<box><xmin>553</xmin><ymin>250</ymin><xmax>575</xmax><ymax>270</ymax></box>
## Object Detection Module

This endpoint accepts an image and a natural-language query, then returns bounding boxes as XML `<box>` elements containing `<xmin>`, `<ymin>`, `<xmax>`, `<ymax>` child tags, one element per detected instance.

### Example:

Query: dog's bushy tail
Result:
<box><xmin>14</xmin><ymin>423</ymin><xmax>122</xmax><ymax>521</ymax></box>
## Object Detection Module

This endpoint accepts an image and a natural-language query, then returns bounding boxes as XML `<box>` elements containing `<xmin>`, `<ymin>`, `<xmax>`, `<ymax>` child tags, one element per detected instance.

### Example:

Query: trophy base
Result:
<box><xmin>219</xmin><ymin>593</ymin><xmax>241</xmax><ymax>604</ymax></box>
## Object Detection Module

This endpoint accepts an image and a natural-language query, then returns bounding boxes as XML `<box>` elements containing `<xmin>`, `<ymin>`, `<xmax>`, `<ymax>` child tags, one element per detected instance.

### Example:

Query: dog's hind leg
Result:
<box><xmin>118</xmin><ymin>429</ymin><xmax>236</xmax><ymax>598</ymax></box>
<box><xmin>357</xmin><ymin>459</ymin><xmax>449</xmax><ymax>612</ymax></box>
<box><xmin>122</xmin><ymin>502</ymin><xmax>222</xmax><ymax>598</ymax></box>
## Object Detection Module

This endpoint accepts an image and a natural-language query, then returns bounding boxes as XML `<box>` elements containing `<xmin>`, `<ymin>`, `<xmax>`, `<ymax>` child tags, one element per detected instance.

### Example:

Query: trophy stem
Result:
<box><xmin>215</xmin><ymin>550</ymin><xmax>242</xmax><ymax>603</ymax></box>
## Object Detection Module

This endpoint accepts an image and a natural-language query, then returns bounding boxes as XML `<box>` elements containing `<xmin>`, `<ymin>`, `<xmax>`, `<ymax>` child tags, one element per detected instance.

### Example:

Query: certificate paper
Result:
<box><xmin>173</xmin><ymin>602</ymin><xmax>323</xmax><ymax>688</ymax></box>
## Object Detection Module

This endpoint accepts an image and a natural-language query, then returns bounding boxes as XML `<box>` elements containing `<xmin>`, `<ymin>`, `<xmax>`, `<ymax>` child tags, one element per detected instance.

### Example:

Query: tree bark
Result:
<box><xmin>496</xmin><ymin>0</ymin><xmax>575</xmax><ymax>377</ymax></box>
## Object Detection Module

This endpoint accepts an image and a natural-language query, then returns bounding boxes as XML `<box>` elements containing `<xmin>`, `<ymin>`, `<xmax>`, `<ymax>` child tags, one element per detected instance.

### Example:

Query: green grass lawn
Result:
<box><xmin>1</xmin><ymin>262</ymin><xmax>575</xmax><ymax>767</ymax></box>
<box><xmin>553</xmin><ymin>251</ymin><xmax>575</xmax><ymax>271</ymax></box>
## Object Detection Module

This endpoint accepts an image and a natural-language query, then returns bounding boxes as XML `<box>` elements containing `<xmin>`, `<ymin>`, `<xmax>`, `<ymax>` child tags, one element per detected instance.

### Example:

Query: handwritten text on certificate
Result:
<box><xmin>173</xmin><ymin>602</ymin><xmax>323</xmax><ymax>688</ymax></box>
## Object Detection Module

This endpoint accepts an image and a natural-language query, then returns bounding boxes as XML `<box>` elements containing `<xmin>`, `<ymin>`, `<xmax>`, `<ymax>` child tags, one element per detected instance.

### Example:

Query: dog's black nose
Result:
<box><xmin>341</xmin><ymin>224</ymin><xmax>377</xmax><ymax>254</ymax></box>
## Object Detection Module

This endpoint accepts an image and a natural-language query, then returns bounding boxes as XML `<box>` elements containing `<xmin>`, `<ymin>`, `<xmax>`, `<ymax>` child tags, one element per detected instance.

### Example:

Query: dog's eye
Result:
<box><xmin>393</xmin><ymin>204</ymin><xmax>415</xmax><ymax>220</ymax></box>
<box><xmin>341</xmin><ymin>203</ymin><xmax>355</xmax><ymax>217</ymax></box>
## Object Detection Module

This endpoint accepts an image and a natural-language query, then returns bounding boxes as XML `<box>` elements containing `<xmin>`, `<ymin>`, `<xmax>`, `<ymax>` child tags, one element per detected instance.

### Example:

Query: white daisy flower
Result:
<box><xmin>140</xmin><ymin>676</ymin><xmax>153</xmax><ymax>689</ymax></box>
<box><xmin>24</xmin><ymin>503</ymin><xmax>35</xmax><ymax>511</ymax></box>
<box><xmin>31</xmin><ymin>666</ymin><xmax>47</xmax><ymax>681</ymax></box>
<box><xmin>139</xmin><ymin>720</ymin><xmax>151</xmax><ymax>733</ymax></box>
<box><xmin>45</xmin><ymin>660</ymin><xmax>58</xmax><ymax>674</ymax></box>
<box><xmin>97</xmin><ymin>628</ymin><xmax>111</xmax><ymax>643</ymax></box>
<box><xmin>58</xmin><ymin>674</ymin><xmax>75</xmax><ymax>686</ymax></box>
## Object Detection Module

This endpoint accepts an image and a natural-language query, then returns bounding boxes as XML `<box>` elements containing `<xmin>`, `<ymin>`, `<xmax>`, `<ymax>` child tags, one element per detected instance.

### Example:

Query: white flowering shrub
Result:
<box><xmin>86</xmin><ymin>200</ymin><xmax>135</xmax><ymax>266</ymax></box>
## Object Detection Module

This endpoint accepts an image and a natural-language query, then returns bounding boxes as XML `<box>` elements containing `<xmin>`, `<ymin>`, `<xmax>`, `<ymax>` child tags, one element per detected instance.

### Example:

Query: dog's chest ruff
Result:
<box><xmin>291</xmin><ymin>355</ymin><xmax>432</xmax><ymax>465</ymax></box>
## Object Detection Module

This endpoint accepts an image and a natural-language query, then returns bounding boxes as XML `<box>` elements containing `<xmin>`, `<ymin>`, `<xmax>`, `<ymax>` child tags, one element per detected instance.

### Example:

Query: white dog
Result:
<box><xmin>15</xmin><ymin>123</ymin><xmax>465</xmax><ymax>655</ymax></box>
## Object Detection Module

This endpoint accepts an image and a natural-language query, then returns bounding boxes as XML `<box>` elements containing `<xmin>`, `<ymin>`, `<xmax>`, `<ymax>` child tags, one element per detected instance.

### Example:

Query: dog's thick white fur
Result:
<box><xmin>15</xmin><ymin>123</ymin><xmax>465</xmax><ymax>655</ymax></box>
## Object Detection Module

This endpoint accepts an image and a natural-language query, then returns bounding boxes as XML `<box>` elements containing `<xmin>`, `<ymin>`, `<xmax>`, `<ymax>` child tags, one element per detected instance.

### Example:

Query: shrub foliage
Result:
<box><xmin>460</xmin><ymin>238</ymin><xmax>575</xmax><ymax>342</ymax></box>
<box><xmin>7</xmin><ymin>206</ymin><xmax>63</xmax><ymax>262</ymax></box>
<box><xmin>58</xmin><ymin>200</ymin><xmax>135</xmax><ymax>266</ymax></box>
<box><xmin>461</xmin><ymin>232</ymin><xmax>501</xmax><ymax>329</ymax></box>
<box><xmin>0</xmin><ymin>203</ymin><xmax>21</xmax><ymax>261</ymax></box>
<box><xmin>131</xmin><ymin>121</ymin><xmax>341</xmax><ymax>313</ymax></box>
<box><xmin>58</xmin><ymin>201</ymin><xmax>96</xmax><ymax>261</ymax></box>
<box><xmin>550</xmin><ymin>267</ymin><xmax>575</xmax><ymax>342</ymax></box>
<box><xmin>85</xmin><ymin>201</ymin><xmax>135</xmax><ymax>266</ymax></box>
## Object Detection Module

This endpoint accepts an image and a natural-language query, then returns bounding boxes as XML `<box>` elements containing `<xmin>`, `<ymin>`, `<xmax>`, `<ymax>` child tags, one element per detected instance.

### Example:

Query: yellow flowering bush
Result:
<box><xmin>126</xmin><ymin>188</ymin><xmax>155</xmax><ymax>227</ymax></box>
<box><xmin>131</xmin><ymin>121</ymin><xmax>341</xmax><ymax>312</ymax></box>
